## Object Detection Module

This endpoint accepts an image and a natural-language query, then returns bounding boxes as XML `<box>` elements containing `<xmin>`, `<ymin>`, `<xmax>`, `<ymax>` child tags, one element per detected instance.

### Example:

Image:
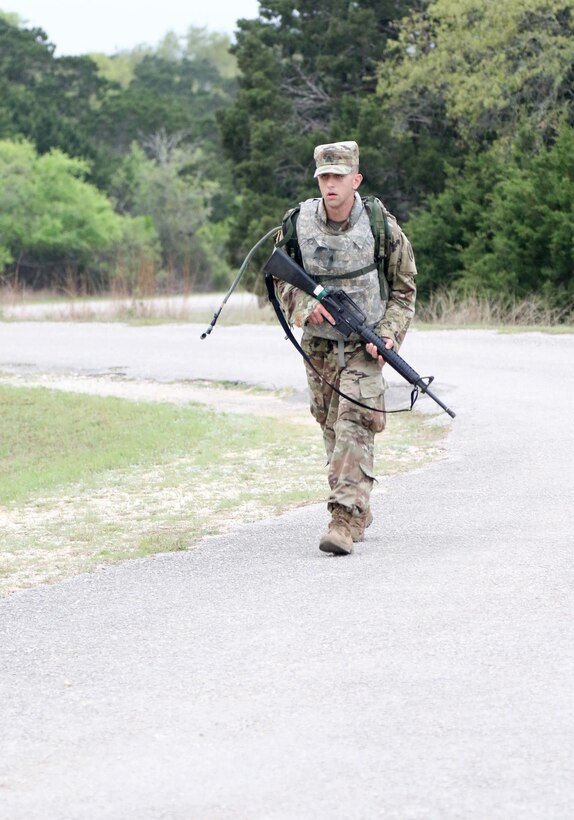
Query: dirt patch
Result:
<box><xmin>0</xmin><ymin>370</ymin><xmax>312</xmax><ymax>420</ymax></box>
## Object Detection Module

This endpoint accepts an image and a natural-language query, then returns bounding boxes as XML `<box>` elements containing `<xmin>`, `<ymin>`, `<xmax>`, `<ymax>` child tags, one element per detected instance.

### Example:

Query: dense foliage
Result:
<box><xmin>0</xmin><ymin>139</ymin><xmax>158</xmax><ymax>290</ymax></box>
<box><xmin>0</xmin><ymin>2</ymin><xmax>573</xmax><ymax>309</ymax></box>
<box><xmin>218</xmin><ymin>0</ymin><xmax>430</xmax><ymax>287</ymax></box>
<box><xmin>0</xmin><ymin>15</ymin><xmax>236</xmax><ymax>291</ymax></box>
<box><xmin>384</xmin><ymin>0</ymin><xmax>574</xmax><ymax>303</ymax></box>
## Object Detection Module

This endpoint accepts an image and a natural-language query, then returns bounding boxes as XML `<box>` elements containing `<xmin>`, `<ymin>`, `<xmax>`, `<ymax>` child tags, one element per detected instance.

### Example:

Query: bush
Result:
<box><xmin>407</xmin><ymin>123</ymin><xmax>574</xmax><ymax>311</ymax></box>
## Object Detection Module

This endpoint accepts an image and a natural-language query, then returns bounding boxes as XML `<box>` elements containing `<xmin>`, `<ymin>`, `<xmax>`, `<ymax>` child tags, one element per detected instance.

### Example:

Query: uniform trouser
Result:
<box><xmin>302</xmin><ymin>336</ymin><xmax>386</xmax><ymax>515</ymax></box>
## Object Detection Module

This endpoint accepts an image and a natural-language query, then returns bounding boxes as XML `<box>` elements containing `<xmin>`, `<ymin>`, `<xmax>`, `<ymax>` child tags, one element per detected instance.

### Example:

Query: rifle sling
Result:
<box><xmin>315</xmin><ymin>263</ymin><xmax>377</xmax><ymax>282</ymax></box>
<box><xmin>265</xmin><ymin>273</ymin><xmax>418</xmax><ymax>414</ymax></box>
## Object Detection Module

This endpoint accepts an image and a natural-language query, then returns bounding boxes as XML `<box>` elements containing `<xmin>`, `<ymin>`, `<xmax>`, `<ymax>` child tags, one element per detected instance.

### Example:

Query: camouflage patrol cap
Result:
<box><xmin>313</xmin><ymin>140</ymin><xmax>359</xmax><ymax>177</ymax></box>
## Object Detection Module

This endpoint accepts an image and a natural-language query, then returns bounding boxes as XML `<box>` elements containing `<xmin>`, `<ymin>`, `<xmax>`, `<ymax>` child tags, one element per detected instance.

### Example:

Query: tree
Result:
<box><xmin>0</xmin><ymin>17</ymin><xmax>238</xmax><ymax>288</ymax></box>
<box><xmin>405</xmin><ymin>151</ymin><xmax>504</xmax><ymax>298</ymax></box>
<box><xmin>218</xmin><ymin>0</ymin><xmax>417</xmax><ymax>289</ymax></box>
<box><xmin>381</xmin><ymin>0</ymin><xmax>574</xmax><ymax>148</ymax></box>
<box><xmin>93</xmin><ymin>28</ymin><xmax>238</xmax><ymax>235</ymax></box>
<box><xmin>89</xmin><ymin>46</ymin><xmax>153</xmax><ymax>89</ymax></box>
<box><xmin>0</xmin><ymin>17</ymin><xmax>116</xmax><ymax>185</ymax></box>
<box><xmin>93</xmin><ymin>28</ymin><xmax>237</xmax><ymax>167</ymax></box>
<box><xmin>156</xmin><ymin>26</ymin><xmax>238</xmax><ymax>80</ymax></box>
<box><xmin>111</xmin><ymin>135</ymin><xmax>224</xmax><ymax>289</ymax></box>
<box><xmin>466</xmin><ymin>124</ymin><xmax>574</xmax><ymax>301</ymax></box>
<box><xmin>222</xmin><ymin>0</ymin><xmax>414</xmax><ymax>193</ymax></box>
<box><xmin>406</xmin><ymin>123</ymin><xmax>574</xmax><ymax>304</ymax></box>
<box><xmin>0</xmin><ymin>17</ymin><xmax>55</xmax><ymax>140</ymax></box>
<box><xmin>0</xmin><ymin>139</ymin><xmax>157</xmax><ymax>290</ymax></box>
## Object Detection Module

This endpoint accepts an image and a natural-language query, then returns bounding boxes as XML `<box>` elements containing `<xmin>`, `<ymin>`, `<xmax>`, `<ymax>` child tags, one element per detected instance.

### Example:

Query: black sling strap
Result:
<box><xmin>265</xmin><ymin>272</ymin><xmax>418</xmax><ymax>414</ymax></box>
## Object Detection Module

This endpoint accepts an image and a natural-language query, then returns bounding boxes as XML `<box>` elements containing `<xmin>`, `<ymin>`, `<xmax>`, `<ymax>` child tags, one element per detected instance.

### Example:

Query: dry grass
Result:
<box><xmin>416</xmin><ymin>289</ymin><xmax>574</xmax><ymax>329</ymax></box>
<box><xmin>2</xmin><ymin>283</ymin><xmax>572</xmax><ymax>330</ymax></box>
<box><xmin>0</xmin><ymin>288</ymin><xmax>274</xmax><ymax>325</ymax></box>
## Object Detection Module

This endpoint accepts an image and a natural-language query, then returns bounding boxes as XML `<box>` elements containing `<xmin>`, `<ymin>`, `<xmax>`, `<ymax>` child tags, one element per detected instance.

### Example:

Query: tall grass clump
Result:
<box><xmin>416</xmin><ymin>289</ymin><xmax>574</xmax><ymax>329</ymax></box>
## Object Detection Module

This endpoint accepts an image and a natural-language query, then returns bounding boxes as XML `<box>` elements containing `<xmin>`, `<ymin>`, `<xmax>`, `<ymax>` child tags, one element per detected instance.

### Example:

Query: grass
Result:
<box><xmin>415</xmin><ymin>289</ymin><xmax>574</xmax><ymax>330</ymax></box>
<box><xmin>0</xmin><ymin>383</ymin><xmax>448</xmax><ymax>595</ymax></box>
<box><xmin>0</xmin><ymin>287</ymin><xmax>273</xmax><ymax>326</ymax></box>
<box><xmin>0</xmin><ymin>385</ymin><xmax>300</xmax><ymax>505</ymax></box>
<box><xmin>2</xmin><ymin>286</ymin><xmax>573</xmax><ymax>331</ymax></box>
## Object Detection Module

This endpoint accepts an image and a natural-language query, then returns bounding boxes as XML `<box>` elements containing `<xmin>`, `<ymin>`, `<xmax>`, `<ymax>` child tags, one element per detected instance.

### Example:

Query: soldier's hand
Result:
<box><xmin>307</xmin><ymin>303</ymin><xmax>336</xmax><ymax>326</ymax></box>
<box><xmin>366</xmin><ymin>338</ymin><xmax>393</xmax><ymax>367</ymax></box>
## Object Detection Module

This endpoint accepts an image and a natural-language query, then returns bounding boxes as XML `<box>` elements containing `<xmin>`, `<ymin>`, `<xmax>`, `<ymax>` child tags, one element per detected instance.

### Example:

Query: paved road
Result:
<box><xmin>1</xmin><ymin>324</ymin><xmax>573</xmax><ymax>819</ymax></box>
<box><xmin>0</xmin><ymin>320</ymin><xmax>307</xmax><ymax>389</ymax></box>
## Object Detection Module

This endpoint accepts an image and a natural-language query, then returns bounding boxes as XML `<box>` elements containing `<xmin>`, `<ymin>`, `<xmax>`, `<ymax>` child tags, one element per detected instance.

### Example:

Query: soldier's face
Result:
<box><xmin>317</xmin><ymin>171</ymin><xmax>363</xmax><ymax>218</ymax></box>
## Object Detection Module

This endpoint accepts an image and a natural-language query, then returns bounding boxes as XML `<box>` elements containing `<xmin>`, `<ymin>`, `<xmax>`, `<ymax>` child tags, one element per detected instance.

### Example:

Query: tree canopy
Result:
<box><xmin>0</xmin><ymin>15</ymin><xmax>236</xmax><ymax>290</ymax></box>
<box><xmin>0</xmin><ymin>2</ymin><xmax>573</xmax><ymax>307</ymax></box>
<box><xmin>383</xmin><ymin>0</ymin><xmax>574</xmax><ymax>146</ymax></box>
<box><xmin>0</xmin><ymin>139</ymin><xmax>157</xmax><ymax>289</ymax></box>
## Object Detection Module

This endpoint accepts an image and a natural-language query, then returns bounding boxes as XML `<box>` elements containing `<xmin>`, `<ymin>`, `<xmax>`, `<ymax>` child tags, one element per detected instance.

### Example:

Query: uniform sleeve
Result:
<box><xmin>374</xmin><ymin>215</ymin><xmax>417</xmax><ymax>351</ymax></box>
<box><xmin>273</xmin><ymin>227</ymin><xmax>316</xmax><ymax>328</ymax></box>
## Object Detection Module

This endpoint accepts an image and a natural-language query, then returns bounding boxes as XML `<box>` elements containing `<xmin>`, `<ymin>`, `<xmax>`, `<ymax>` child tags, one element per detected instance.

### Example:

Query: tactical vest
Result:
<box><xmin>279</xmin><ymin>194</ymin><xmax>392</xmax><ymax>338</ymax></box>
<box><xmin>296</xmin><ymin>197</ymin><xmax>386</xmax><ymax>341</ymax></box>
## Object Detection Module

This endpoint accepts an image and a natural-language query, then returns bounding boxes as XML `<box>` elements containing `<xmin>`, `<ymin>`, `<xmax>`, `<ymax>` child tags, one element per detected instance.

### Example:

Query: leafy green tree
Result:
<box><xmin>111</xmin><ymin>136</ymin><xmax>226</xmax><ymax>289</ymax></box>
<box><xmin>465</xmin><ymin>124</ymin><xmax>574</xmax><ymax>301</ymax></box>
<box><xmin>0</xmin><ymin>10</ymin><xmax>20</xmax><ymax>25</ymax></box>
<box><xmin>95</xmin><ymin>54</ymin><xmax>226</xmax><ymax>153</ymax></box>
<box><xmin>157</xmin><ymin>26</ymin><xmax>238</xmax><ymax>79</ymax></box>
<box><xmin>0</xmin><ymin>16</ymin><xmax>117</xmax><ymax>185</ymax></box>
<box><xmin>219</xmin><ymin>0</ymin><xmax>417</xmax><ymax>289</ymax></box>
<box><xmin>0</xmin><ymin>139</ymin><xmax>157</xmax><ymax>289</ymax></box>
<box><xmin>68</xmin><ymin>28</ymin><xmax>240</xmax><ymax>289</ymax></box>
<box><xmin>90</xmin><ymin>46</ymin><xmax>153</xmax><ymax>89</ymax></box>
<box><xmin>356</xmin><ymin>92</ymin><xmax>459</xmax><ymax>222</ymax></box>
<box><xmin>382</xmin><ymin>0</ymin><xmax>574</xmax><ymax>148</ymax></box>
<box><xmin>34</xmin><ymin>56</ymin><xmax>113</xmax><ymax>163</ymax></box>
<box><xmin>92</xmin><ymin>28</ymin><xmax>237</xmax><ymax>89</ymax></box>
<box><xmin>407</xmin><ymin>124</ymin><xmax>574</xmax><ymax>303</ymax></box>
<box><xmin>93</xmin><ymin>28</ymin><xmax>238</xmax><ymax>240</ymax></box>
<box><xmin>94</xmin><ymin>28</ymin><xmax>237</xmax><ymax>164</ymax></box>
<box><xmin>373</xmin><ymin>0</ymin><xmax>574</xmax><ymax>306</ymax></box>
<box><xmin>0</xmin><ymin>17</ymin><xmax>54</xmax><ymax>140</ymax></box>
<box><xmin>406</xmin><ymin>151</ymin><xmax>504</xmax><ymax>298</ymax></box>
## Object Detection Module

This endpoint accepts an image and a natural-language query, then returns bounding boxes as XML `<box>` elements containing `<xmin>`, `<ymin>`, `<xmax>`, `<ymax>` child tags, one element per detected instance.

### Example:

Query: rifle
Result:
<box><xmin>263</xmin><ymin>247</ymin><xmax>456</xmax><ymax>419</ymax></box>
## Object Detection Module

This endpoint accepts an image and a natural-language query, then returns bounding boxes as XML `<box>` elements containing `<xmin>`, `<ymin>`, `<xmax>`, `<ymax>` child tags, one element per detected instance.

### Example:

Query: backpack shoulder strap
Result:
<box><xmin>277</xmin><ymin>205</ymin><xmax>303</xmax><ymax>266</ymax></box>
<box><xmin>363</xmin><ymin>195</ymin><xmax>391</xmax><ymax>294</ymax></box>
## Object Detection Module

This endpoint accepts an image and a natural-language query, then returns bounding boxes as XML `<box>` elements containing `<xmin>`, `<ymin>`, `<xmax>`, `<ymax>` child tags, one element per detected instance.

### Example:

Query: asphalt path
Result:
<box><xmin>1</xmin><ymin>323</ymin><xmax>573</xmax><ymax>819</ymax></box>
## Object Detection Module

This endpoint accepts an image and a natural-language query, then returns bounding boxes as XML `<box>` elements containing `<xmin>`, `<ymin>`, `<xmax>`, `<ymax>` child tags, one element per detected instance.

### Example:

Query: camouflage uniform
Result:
<box><xmin>275</xmin><ymin>141</ymin><xmax>417</xmax><ymax>529</ymax></box>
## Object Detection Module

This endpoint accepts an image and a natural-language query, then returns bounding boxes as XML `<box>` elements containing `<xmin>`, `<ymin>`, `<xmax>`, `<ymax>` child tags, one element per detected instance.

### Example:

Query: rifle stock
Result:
<box><xmin>263</xmin><ymin>247</ymin><xmax>456</xmax><ymax>419</ymax></box>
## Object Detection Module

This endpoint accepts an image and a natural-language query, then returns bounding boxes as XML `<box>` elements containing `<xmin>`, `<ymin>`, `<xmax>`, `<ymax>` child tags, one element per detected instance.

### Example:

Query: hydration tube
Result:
<box><xmin>200</xmin><ymin>224</ymin><xmax>281</xmax><ymax>339</ymax></box>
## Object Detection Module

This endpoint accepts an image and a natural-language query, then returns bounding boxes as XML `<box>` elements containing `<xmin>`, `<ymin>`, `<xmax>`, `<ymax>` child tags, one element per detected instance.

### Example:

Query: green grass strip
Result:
<box><xmin>0</xmin><ymin>384</ymin><xmax>285</xmax><ymax>505</ymax></box>
<box><xmin>0</xmin><ymin>383</ymin><xmax>448</xmax><ymax>595</ymax></box>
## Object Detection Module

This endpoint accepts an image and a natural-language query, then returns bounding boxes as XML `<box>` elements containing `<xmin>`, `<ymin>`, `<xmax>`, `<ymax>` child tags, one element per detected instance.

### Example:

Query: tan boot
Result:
<box><xmin>349</xmin><ymin>509</ymin><xmax>374</xmax><ymax>543</ymax></box>
<box><xmin>319</xmin><ymin>505</ymin><xmax>354</xmax><ymax>555</ymax></box>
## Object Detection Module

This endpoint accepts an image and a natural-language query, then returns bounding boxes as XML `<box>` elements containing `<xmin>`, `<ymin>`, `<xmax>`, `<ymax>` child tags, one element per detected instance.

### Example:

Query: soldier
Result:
<box><xmin>275</xmin><ymin>140</ymin><xmax>417</xmax><ymax>555</ymax></box>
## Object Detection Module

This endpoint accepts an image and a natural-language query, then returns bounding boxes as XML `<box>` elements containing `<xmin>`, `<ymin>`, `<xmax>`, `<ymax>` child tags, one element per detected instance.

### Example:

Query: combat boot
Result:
<box><xmin>349</xmin><ymin>509</ymin><xmax>373</xmax><ymax>543</ymax></box>
<box><xmin>319</xmin><ymin>505</ymin><xmax>354</xmax><ymax>555</ymax></box>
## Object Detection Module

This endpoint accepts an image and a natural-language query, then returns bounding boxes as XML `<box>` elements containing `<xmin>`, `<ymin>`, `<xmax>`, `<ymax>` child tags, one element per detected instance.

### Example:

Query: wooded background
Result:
<box><xmin>1</xmin><ymin>1</ymin><xmax>573</xmax><ymax>310</ymax></box>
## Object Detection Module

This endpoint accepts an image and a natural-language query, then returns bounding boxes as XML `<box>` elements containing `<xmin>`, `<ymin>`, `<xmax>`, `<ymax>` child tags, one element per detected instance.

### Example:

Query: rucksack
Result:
<box><xmin>277</xmin><ymin>194</ymin><xmax>392</xmax><ymax>298</ymax></box>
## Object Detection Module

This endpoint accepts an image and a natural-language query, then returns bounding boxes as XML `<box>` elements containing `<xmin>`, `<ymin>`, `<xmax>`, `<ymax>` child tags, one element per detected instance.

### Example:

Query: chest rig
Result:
<box><xmin>287</xmin><ymin>196</ymin><xmax>387</xmax><ymax>342</ymax></box>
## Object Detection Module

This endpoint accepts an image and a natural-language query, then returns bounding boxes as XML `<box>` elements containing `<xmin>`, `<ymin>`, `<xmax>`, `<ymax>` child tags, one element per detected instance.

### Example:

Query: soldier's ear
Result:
<box><xmin>353</xmin><ymin>173</ymin><xmax>363</xmax><ymax>190</ymax></box>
